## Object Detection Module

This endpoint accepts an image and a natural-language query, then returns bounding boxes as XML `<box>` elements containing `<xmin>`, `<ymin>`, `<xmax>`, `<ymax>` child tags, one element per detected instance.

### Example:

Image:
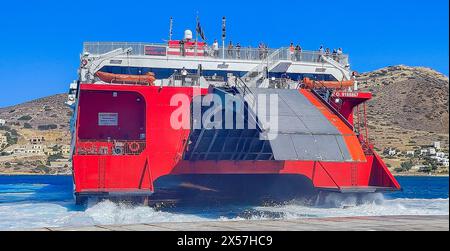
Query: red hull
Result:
<box><xmin>72</xmin><ymin>84</ymin><xmax>400</xmax><ymax>201</ymax></box>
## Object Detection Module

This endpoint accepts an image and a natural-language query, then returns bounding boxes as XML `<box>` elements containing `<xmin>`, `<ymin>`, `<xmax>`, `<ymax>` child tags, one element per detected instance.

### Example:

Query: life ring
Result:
<box><xmin>81</xmin><ymin>59</ymin><xmax>88</xmax><ymax>67</ymax></box>
<box><xmin>128</xmin><ymin>142</ymin><xmax>141</xmax><ymax>153</ymax></box>
<box><xmin>113</xmin><ymin>146</ymin><xmax>124</xmax><ymax>155</ymax></box>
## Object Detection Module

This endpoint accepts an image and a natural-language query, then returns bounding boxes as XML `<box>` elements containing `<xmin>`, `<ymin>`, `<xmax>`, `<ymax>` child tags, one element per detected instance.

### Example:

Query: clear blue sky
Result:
<box><xmin>0</xmin><ymin>0</ymin><xmax>448</xmax><ymax>107</ymax></box>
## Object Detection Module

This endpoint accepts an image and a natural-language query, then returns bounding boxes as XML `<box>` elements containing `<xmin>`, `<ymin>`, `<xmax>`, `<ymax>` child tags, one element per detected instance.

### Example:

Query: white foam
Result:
<box><xmin>0</xmin><ymin>195</ymin><xmax>448</xmax><ymax>230</ymax></box>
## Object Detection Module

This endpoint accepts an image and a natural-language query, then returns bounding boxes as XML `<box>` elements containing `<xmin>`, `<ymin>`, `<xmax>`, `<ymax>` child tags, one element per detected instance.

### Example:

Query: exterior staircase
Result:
<box><xmin>242</xmin><ymin>48</ymin><xmax>289</xmax><ymax>88</ymax></box>
<box><xmin>233</xmin><ymin>78</ymin><xmax>267</xmax><ymax>133</ymax></box>
<box><xmin>320</xmin><ymin>55</ymin><xmax>352</xmax><ymax>81</ymax></box>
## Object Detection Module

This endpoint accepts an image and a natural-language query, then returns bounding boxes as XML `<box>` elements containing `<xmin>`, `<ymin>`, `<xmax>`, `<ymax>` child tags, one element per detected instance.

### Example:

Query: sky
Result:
<box><xmin>0</xmin><ymin>0</ymin><xmax>448</xmax><ymax>107</ymax></box>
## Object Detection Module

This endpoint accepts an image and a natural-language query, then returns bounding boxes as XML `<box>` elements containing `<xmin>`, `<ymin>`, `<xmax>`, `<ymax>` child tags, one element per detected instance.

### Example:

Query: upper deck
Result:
<box><xmin>78</xmin><ymin>41</ymin><xmax>354</xmax><ymax>89</ymax></box>
<box><xmin>83</xmin><ymin>42</ymin><xmax>350</xmax><ymax>66</ymax></box>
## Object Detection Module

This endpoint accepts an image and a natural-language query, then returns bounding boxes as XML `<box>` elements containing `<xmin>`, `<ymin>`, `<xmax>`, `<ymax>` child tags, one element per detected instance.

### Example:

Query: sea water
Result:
<box><xmin>0</xmin><ymin>175</ymin><xmax>448</xmax><ymax>230</ymax></box>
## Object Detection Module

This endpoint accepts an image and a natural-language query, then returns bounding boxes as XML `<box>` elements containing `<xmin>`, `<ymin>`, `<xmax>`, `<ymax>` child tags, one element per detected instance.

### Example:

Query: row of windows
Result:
<box><xmin>99</xmin><ymin>66</ymin><xmax>338</xmax><ymax>82</ymax></box>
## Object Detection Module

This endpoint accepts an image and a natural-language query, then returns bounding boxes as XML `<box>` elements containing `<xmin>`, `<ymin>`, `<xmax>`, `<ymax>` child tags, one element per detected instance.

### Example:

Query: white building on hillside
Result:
<box><xmin>0</xmin><ymin>119</ymin><xmax>6</xmax><ymax>126</ymax></box>
<box><xmin>406</xmin><ymin>151</ymin><xmax>415</xmax><ymax>156</ymax></box>
<box><xmin>434</xmin><ymin>142</ymin><xmax>441</xmax><ymax>150</ymax></box>
<box><xmin>443</xmin><ymin>159</ymin><xmax>449</xmax><ymax>167</ymax></box>
<box><xmin>13</xmin><ymin>144</ymin><xmax>44</xmax><ymax>155</ymax></box>
<box><xmin>429</xmin><ymin>148</ymin><xmax>437</xmax><ymax>155</ymax></box>
<box><xmin>30</xmin><ymin>137</ymin><xmax>45</xmax><ymax>145</ymax></box>
<box><xmin>436</xmin><ymin>152</ymin><xmax>446</xmax><ymax>158</ymax></box>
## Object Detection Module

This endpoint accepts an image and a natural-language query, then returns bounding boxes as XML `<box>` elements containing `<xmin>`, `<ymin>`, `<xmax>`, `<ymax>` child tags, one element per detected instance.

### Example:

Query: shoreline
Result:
<box><xmin>394</xmin><ymin>173</ymin><xmax>449</xmax><ymax>177</ymax></box>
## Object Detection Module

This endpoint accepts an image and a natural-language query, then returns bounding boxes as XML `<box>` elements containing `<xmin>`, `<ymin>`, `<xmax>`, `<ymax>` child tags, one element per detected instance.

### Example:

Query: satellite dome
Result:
<box><xmin>184</xmin><ymin>30</ymin><xmax>193</xmax><ymax>40</ymax></box>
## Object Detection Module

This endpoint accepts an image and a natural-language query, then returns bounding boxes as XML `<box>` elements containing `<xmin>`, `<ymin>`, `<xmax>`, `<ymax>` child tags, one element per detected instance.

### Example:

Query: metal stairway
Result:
<box><xmin>242</xmin><ymin>48</ymin><xmax>286</xmax><ymax>87</ymax></box>
<box><xmin>320</xmin><ymin>55</ymin><xmax>352</xmax><ymax>81</ymax></box>
<box><xmin>233</xmin><ymin>78</ymin><xmax>267</xmax><ymax>133</ymax></box>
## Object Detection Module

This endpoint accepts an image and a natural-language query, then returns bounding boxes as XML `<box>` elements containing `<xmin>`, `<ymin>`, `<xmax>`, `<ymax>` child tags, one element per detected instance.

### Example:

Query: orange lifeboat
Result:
<box><xmin>95</xmin><ymin>71</ymin><xmax>156</xmax><ymax>85</ymax></box>
<box><xmin>303</xmin><ymin>77</ymin><xmax>354</xmax><ymax>89</ymax></box>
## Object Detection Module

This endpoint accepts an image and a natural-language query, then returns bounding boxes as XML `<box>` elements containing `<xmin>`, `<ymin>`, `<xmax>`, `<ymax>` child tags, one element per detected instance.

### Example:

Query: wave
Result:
<box><xmin>0</xmin><ymin>194</ymin><xmax>448</xmax><ymax>230</ymax></box>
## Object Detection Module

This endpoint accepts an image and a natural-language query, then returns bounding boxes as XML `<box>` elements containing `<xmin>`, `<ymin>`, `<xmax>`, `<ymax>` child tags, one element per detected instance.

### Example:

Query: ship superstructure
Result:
<box><xmin>68</xmin><ymin>28</ymin><xmax>400</xmax><ymax>204</ymax></box>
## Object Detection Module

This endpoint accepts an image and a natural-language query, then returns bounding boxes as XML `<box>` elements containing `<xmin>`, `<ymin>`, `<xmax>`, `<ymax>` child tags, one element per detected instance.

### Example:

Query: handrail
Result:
<box><xmin>76</xmin><ymin>140</ymin><xmax>146</xmax><ymax>156</ymax></box>
<box><xmin>234</xmin><ymin>77</ymin><xmax>265</xmax><ymax>132</ymax></box>
<box><xmin>320</xmin><ymin>55</ymin><xmax>351</xmax><ymax>80</ymax></box>
<box><xmin>311</xmin><ymin>89</ymin><xmax>354</xmax><ymax>131</ymax></box>
<box><xmin>242</xmin><ymin>48</ymin><xmax>284</xmax><ymax>84</ymax></box>
<box><xmin>82</xmin><ymin>42</ymin><xmax>350</xmax><ymax>66</ymax></box>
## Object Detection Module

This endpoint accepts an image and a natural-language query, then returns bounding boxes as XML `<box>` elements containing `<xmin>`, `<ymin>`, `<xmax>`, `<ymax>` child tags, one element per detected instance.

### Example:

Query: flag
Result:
<box><xmin>196</xmin><ymin>21</ymin><xmax>206</xmax><ymax>41</ymax></box>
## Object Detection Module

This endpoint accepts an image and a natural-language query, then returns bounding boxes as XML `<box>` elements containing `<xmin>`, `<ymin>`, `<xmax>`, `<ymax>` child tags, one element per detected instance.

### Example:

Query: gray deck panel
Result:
<box><xmin>270</xmin><ymin>134</ymin><xmax>299</xmax><ymax>160</ymax></box>
<box><xmin>250</xmin><ymin>88</ymin><xmax>353</xmax><ymax>161</ymax></box>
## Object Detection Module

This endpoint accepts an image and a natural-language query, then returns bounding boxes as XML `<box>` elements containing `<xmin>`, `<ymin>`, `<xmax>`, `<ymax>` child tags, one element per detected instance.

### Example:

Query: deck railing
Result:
<box><xmin>83</xmin><ymin>42</ymin><xmax>349</xmax><ymax>66</ymax></box>
<box><xmin>76</xmin><ymin>140</ymin><xmax>146</xmax><ymax>156</ymax></box>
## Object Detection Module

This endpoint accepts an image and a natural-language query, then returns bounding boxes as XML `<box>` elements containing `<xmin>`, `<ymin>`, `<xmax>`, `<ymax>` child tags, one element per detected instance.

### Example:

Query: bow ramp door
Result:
<box><xmin>184</xmin><ymin>88</ymin><xmax>366</xmax><ymax>163</ymax></box>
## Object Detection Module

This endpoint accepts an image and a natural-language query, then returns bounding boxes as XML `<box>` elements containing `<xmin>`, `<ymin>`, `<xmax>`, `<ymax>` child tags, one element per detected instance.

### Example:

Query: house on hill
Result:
<box><xmin>30</xmin><ymin>136</ymin><xmax>45</xmax><ymax>145</ymax></box>
<box><xmin>0</xmin><ymin>133</ymin><xmax>7</xmax><ymax>147</ymax></box>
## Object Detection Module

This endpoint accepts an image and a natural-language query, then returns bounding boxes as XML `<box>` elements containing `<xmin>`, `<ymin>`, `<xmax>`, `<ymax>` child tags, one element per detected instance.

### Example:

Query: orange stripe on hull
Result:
<box><xmin>300</xmin><ymin>89</ymin><xmax>366</xmax><ymax>162</ymax></box>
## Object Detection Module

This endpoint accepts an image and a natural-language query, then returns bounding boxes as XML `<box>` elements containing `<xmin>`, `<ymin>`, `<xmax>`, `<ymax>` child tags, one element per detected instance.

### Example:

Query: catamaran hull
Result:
<box><xmin>72</xmin><ymin>84</ymin><xmax>400</xmax><ymax>205</ymax></box>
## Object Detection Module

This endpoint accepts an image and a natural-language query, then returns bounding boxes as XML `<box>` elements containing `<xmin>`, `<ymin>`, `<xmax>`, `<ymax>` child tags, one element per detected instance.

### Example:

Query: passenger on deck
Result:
<box><xmin>213</xmin><ymin>40</ymin><xmax>219</xmax><ymax>58</ymax></box>
<box><xmin>180</xmin><ymin>40</ymin><xmax>186</xmax><ymax>57</ymax></box>
<box><xmin>181</xmin><ymin>67</ymin><xmax>188</xmax><ymax>86</ymax></box>
<box><xmin>227</xmin><ymin>41</ymin><xmax>234</xmax><ymax>58</ymax></box>
<box><xmin>289</xmin><ymin>43</ymin><xmax>295</xmax><ymax>61</ymax></box>
<box><xmin>332</xmin><ymin>49</ymin><xmax>338</xmax><ymax>61</ymax></box>
<box><xmin>258</xmin><ymin>43</ymin><xmax>264</xmax><ymax>60</ymax></box>
<box><xmin>295</xmin><ymin>45</ymin><xmax>302</xmax><ymax>61</ymax></box>
<box><xmin>318</xmin><ymin>45</ymin><xmax>324</xmax><ymax>62</ymax></box>
<box><xmin>262</xmin><ymin>43</ymin><xmax>268</xmax><ymax>59</ymax></box>
<box><xmin>236</xmin><ymin>43</ymin><xmax>241</xmax><ymax>59</ymax></box>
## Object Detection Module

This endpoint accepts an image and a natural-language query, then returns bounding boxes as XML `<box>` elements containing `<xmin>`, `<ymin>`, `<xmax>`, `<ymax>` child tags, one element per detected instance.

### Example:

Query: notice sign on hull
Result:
<box><xmin>98</xmin><ymin>113</ymin><xmax>118</xmax><ymax>126</ymax></box>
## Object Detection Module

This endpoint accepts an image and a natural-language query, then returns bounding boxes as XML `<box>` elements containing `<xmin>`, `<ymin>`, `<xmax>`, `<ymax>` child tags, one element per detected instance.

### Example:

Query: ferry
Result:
<box><xmin>67</xmin><ymin>24</ymin><xmax>401</xmax><ymax>205</ymax></box>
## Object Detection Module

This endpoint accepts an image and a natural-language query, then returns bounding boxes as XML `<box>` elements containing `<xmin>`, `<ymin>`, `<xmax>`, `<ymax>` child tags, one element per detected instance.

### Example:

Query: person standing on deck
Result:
<box><xmin>180</xmin><ymin>40</ymin><xmax>186</xmax><ymax>57</ymax></box>
<box><xmin>263</xmin><ymin>43</ymin><xmax>268</xmax><ymax>59</ymax></box>
<box><xmin>289</xmin><ymin>43</ymin><xmax>295</xmax><ymax>61</ymax></box>
<box><xmin>181</xmin><ymin>67</ymin><xmax>188</xmax><ymax>86</ymax></box>
<box><xmin>318</xmin><ymin>45</ymin><xmax>324</xmax><ymax>62</ymax></box>
<box><xmin>332</xmin><ymin>49</ymin><xmax>338</xmax><ymax>61</ymax></box>
<box><xmin>227</xmin><ymin>41</ymin><xmax>234</xmax><ymax>58</ymax></box>
<box><xmin>236</xmin><ymin>43</ymin><xmax>242</xmax><ymax>59</ymax></box>
<box><xmin>213</xmin><ymin>40</ymin><xmax>219</xmax><ymax>58</ymax></box>
<box><xmin>295</xmin><ymin>45</ymin><xmax>302</xmax><ymax>61</ymax></box>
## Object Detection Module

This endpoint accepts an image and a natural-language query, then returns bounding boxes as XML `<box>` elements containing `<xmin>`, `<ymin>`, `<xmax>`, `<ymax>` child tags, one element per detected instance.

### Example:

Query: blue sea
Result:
<box><xmin>0</xmin><ymin>175</ymin><xmax>448</xmax><ymax>230</ymax></box>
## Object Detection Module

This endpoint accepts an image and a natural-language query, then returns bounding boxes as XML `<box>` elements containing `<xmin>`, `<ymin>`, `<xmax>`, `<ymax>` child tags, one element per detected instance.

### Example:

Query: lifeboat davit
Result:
<box><xmin>303</xmin><ymin>77</ymin><xmax>354</xmax><ymax>89</ymax></box>
<box><xmin>95</xmin><ymin>71</ymin><xmax>156</xmax><ymax>85</ymax></box>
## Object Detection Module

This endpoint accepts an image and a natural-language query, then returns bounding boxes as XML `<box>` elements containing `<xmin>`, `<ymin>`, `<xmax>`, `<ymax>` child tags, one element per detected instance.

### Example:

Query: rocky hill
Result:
<box><xmin>0</xmin><ymin>94</ymin><xmax>72</xmax><ymax>174</ymax></box>
<box><xmin>0</xmin><ymin>94</ymin><xmax>72</xmax><ymax>132</ymax></box>
<box><xmin>357</xmin><ymin>65</ymin><xmax>449</xmax><ymax>173</ymax></box>
<box><xmin>358</xmin><ymin>65</ymin><xmax>449</xmax><ymax>134</ymax></box>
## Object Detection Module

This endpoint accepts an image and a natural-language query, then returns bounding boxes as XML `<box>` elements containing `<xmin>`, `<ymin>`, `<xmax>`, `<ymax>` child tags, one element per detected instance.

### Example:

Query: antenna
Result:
<box><xmin>222</xmin><ymin>16</ymin><xmax>226</xmax><ymax>60</ymax></box>
<box><xmin>195</xmin><ymin>12</ymin><xmax>199</xmax><ymax>55</ymax></box>
<box><xmin>169</xmin><ymin>17</ymin><xmax>173</xmax><ymax>42</ymax></box>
